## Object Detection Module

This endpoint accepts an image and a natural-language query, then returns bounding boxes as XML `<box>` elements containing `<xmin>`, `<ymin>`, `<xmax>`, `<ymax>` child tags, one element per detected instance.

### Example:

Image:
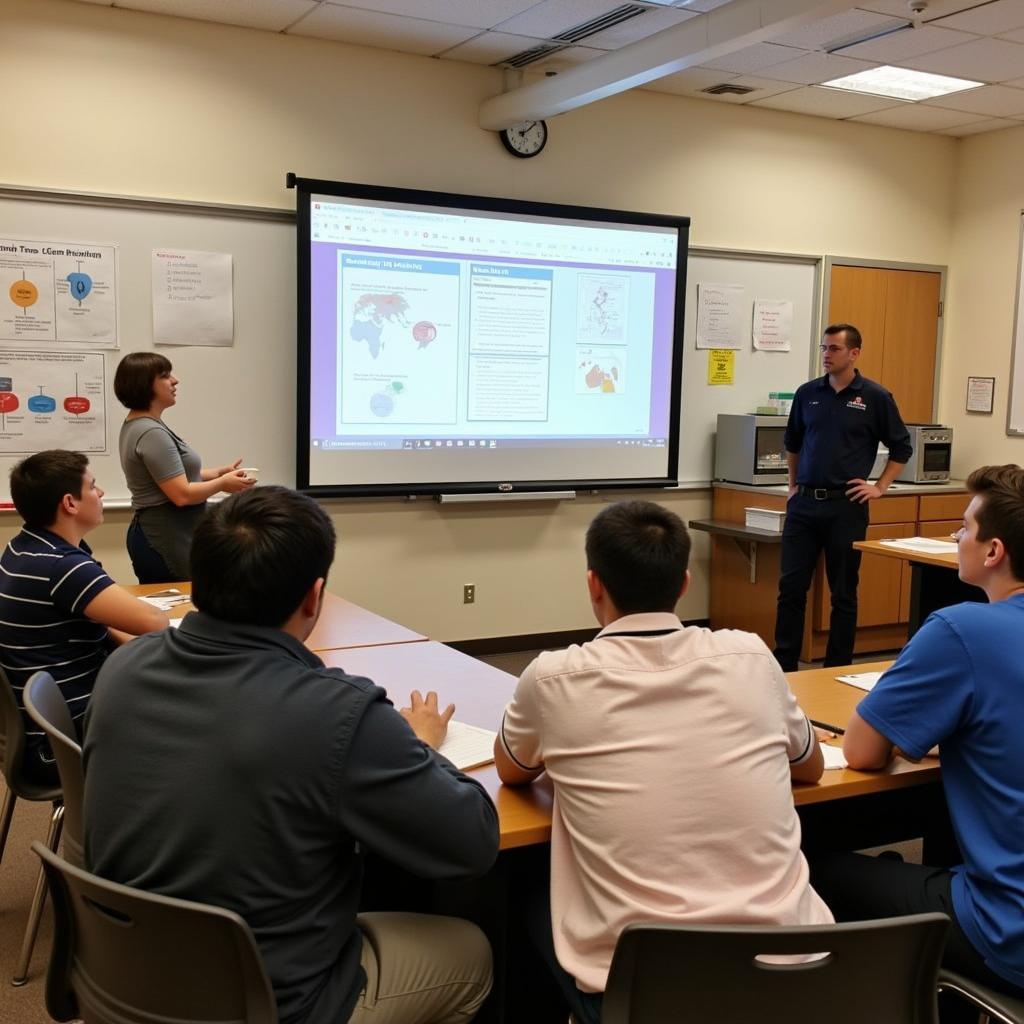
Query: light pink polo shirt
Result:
<box><xmin>500</xmin><ymin>612</ymin><xmax>832</xmax><ymax>993</ymax></box>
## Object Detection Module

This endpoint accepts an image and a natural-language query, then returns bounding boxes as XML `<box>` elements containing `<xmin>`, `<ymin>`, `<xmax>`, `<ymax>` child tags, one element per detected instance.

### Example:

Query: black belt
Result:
<box><xmin>798</xmin><ymin>486</ymin><xmax>847</xmax><ymax>500</ymax></box>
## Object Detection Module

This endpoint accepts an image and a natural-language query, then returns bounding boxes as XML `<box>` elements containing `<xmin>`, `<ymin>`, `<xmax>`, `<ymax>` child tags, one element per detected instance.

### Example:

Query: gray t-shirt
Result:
<box><xmin>119</xmin><ymin>417</ymin><xmax>202</xmax><ymax>509</ymax></box>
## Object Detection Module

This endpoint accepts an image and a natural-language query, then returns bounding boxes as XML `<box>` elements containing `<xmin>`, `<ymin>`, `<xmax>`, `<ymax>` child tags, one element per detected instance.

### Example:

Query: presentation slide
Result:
<box><xmin>297</xmin><ymin>180</ymin><xmax>687</xmax><ymax>496</ymax></box>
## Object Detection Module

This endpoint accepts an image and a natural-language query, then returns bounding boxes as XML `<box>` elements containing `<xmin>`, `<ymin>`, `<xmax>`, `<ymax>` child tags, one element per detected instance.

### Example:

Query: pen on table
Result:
<box><xmin>811</xmin><ymin>719</ymin><xmax>846</xmax><ymax>737</ymax></box>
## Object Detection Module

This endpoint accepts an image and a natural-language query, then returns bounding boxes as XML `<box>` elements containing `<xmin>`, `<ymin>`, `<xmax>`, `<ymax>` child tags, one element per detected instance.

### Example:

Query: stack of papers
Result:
<box><xmin>880</xmin><ymin>537</ymin><xmax>958</xmax><ymax>554</ymax></box>
<box><xmin>835</xmin><ymin>671</ymin><xmax>883</xmax><ymax>692</ymax></box>
<box><xmin>744</xmin><ymin>507</ymin><xmax>786</xmax><ymax>532</ymax></box>
<box><xmin>438</xmin><ymin>721</ymin><xmax>496</xmax><ymax>771</ymax></box>
<box><xmin>140</xmin><ymin>588</ymin><xmax>191</xmax><ymax>612</ymax></box>
<box><xmin>822</xmin><ymin>745</ymin><xmax>848</xmax><ymax>770</ymax></box>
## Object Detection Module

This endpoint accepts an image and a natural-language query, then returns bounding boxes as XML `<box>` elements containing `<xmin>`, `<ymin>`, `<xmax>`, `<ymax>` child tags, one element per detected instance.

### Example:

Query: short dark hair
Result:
<box><xmin>824</xmin><ymin>323</ymin><xmax>862</xmax><ymax>350</ymax></box>
<box><xmin>10</xmin><ymin>450</ymin><xmax>88</xmax><ymax>528</ymax></box>
<box><xmin>966</xmin><ymin>464</ymin><xmax>1024</xmax><ymax>580</ymax></box>
<box><xmin>190</xmin><ymin>486</ymin><xmax>336</xmax><ymax>627</ymax></box>
<box><xmin>585</xmin><ymin>500</ymin><xmax>691</xmax><ymax>614</ymax></box>
<box><xmin>113</xmin><ymin>351</ymin><xmax>172</xmax><ymax>411</ymax></box>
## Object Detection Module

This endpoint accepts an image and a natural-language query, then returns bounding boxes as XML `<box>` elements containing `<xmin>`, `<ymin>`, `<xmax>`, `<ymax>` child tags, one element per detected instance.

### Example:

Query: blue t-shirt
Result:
<box><xmin>857</xmin><ymin>594</ymin><xmax>1024</xmax><ymax>988</ymax></box>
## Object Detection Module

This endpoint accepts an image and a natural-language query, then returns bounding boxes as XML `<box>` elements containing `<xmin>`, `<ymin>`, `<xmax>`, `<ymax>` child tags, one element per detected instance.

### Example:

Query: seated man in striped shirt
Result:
<box><xmin>0</xmin><ymin>450</ymin><xmax>168</xmax><ymax>786</ymax></box>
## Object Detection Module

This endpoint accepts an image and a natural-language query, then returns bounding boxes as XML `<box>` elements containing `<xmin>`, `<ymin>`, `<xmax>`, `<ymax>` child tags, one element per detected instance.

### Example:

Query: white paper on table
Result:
<box><xmin>752</xmin><ymin>299</ymin><xmax>793</xmax><ymax>351</ymax></box>
<box><xmin>152</xmin><ymin>249</ymin><xmax>233</xmax><ymax>346</ymax></box>
<box><xmin>169</xmin><ymin>617</ymin><xmax>183</xmax><ymax>629</ymax></box>
<box><xmin>438</xmin><ymin>720</ymin><xmax>496</xmax><ymax>771</ymax></box>
<box><xmin>822</xmin><ymin>745</ymin><xmax>848</xmax><ymax>770</ymax></box>
<box><xmin>835</xmin><ymin>671</ymin><xmax>883</xmax><ymax>692</ymax></box>
<box><xmin>880</xmin><ymin>537</ymin><xmax>958</xmax><ymax>554</ymax></box>
<box><xmin>695</xmin><ymin>282</ymin><xmax>744</xmax><ymax>350</ymax></box>
<box><xmin>140</xmin><ymin>588</ymin><xmax>191</xmax><ymax>612</ymax></box>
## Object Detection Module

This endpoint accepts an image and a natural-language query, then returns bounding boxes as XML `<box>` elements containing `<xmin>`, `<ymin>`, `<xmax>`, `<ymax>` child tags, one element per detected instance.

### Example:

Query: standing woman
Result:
<box><xmin>115</xmin><ymin>352</ymin><xmax>253</xmax><ymax>583</ymax></box>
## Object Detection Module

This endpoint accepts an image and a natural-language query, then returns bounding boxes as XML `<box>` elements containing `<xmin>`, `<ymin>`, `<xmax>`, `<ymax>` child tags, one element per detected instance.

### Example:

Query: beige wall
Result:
<box><xmin>0</xmin><ymin>0</ymin><xmax>961</xmax><ymax>640</ymax></box>
<box><xmin>941</xmin><ymin>126</ymin><xmax>1024</xmax><ymax>475</ymax></box>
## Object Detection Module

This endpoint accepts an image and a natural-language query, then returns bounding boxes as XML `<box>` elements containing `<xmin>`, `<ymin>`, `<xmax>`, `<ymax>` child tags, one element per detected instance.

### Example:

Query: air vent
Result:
<box><xmin>496</xmin><ymin>4</ymin><xmax>649</xmax><ymax>69</ymax></box>
<box><xmin>702</xmin><ymin>83</ymin><xmax>756</xmax><ymax>96</ymax></box>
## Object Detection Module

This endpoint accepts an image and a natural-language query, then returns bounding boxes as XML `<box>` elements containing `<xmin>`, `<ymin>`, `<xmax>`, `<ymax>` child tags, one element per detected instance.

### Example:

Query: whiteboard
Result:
<box><xmin>1008</xmin><ymin>213</ymin><xmax>1024</xmax><ymax>436</ymax></box>
<box><xmin>678</xmin><ymin>249</ymin><xmax>821</xmax><ymax>484</ymax></box>
<box><xmin>0</xmin><ymin>188</ymin><xmax>295</xmax><ymax>501</ymax></box>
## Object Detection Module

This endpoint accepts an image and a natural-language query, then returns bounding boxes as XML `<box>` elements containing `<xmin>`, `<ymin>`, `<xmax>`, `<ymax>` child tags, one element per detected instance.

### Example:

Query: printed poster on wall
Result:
<box><xmin>707</xmin><ymin>348</ymin><xmax>735</xmax><ymax>386</ymax></box>
<box><xmin>695</xmin><ymin>282</ymin><xmax>744</xmax><ymax>350</ymax></box>
<box><xmin>0</xmin><ymin>237</ymin><xmax>118</xmax><ymax>348</ymax></box>
<box><xmin>752</xmin><ymin>299</ymin><xmax>793</xmax><ymax>351</ymax></box>
<box><xmin>0</xmin><ymin>350</ymin><xmax>107</xmax><ymax>454</ymax></box>
<box><xmin>152</xmin><ymin>249</ymin><xmax>234</xmax><ymax>346</ymax></box>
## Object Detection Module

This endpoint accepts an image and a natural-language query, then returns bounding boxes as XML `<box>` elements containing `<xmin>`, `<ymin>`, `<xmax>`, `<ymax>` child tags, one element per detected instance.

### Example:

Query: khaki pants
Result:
<box><xmin>347</xmin><ymin>913</ymin><xmax>493</xmax><ymax>1024</ymax></box>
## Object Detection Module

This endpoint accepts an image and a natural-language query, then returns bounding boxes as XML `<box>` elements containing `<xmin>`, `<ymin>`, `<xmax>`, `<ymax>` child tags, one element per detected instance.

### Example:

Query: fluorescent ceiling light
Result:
<box><xmin>822</xmin><ymin>65</ymin><xmax>982</xmax><ymax>102</ymax></box>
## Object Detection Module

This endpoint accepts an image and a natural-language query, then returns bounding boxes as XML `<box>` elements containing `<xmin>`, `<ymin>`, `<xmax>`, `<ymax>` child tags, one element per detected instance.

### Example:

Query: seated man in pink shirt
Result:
<box><xmin>494</xmin><ymin>499</ymin><xmax>830</xmax><ymax>1024</ymax></box>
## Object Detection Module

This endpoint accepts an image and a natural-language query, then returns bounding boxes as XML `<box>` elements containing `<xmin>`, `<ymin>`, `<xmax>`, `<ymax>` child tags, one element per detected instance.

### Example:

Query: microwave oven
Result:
<box><xmin>714</xmin><ymin>414</ymin><xmax>788</xmax><ymax>485</ymax></box>
<box><xmin>898</xmin><ymin>424</ymin><xmax>953</xmax><ymax>483</ymax></box>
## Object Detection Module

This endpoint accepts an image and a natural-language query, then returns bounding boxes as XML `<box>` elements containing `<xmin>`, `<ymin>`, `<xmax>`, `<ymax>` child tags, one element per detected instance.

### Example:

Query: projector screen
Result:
<box><xmin>294</xmin><ymin>177</ymin><xmax>688</xmax><ymax>498</ymax></box>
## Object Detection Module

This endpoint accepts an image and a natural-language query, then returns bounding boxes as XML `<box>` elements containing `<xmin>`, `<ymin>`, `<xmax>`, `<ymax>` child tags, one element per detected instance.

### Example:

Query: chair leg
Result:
<box><xmin>12</xmin><ymin>803</ymin><xmax>63</xmax><ymax>986</ymax></box>
<box><xmin>0</xmin><ymin>788</ymin><xmax>16</xmax><ymax>870</ymax></box>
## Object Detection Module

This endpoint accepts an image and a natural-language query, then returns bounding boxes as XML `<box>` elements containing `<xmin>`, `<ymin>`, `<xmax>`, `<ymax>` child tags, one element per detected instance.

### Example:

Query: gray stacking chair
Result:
<box><xmin>0</xmin><ymin>666</ymin><xmax>64</xmax><ymax>986</ymax></box>
<box><xmin>602</xmin><ymin>914</ymin><xmax>950</xmax><ymax>1024</ymax></box>
<box><xmin>938</xmin><ymin>969</ymin><xmax>1024</xmax><ymax>1024</ymax></box>
<box><xmin>33</xmin><ymin>841</ymin><xmax>278</xmax><ymax>1024</ymax></box>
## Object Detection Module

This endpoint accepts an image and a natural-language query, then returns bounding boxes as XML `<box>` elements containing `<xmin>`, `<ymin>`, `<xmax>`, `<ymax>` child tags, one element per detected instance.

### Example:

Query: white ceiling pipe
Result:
<box><xmin>479</xmin><ymin>0</ymin><xmax>857</xmax><ymax>131</ymax></box>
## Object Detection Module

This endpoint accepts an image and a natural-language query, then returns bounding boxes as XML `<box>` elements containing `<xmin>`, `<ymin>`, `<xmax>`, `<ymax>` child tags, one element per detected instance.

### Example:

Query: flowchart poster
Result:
<box><xmin>0</xmin><ymin>238</ymin><xmax>118</xmax><ymax>348</ymax></box>
<box><xmin>0</xmin><ymin>350</ymin><xmax>107</xmax><ymax>454</ymax></box>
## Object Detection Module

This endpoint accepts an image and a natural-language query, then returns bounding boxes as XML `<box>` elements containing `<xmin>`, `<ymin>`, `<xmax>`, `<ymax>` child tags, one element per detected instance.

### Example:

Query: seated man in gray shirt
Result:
<box><xmin>84</xmin><ymin>486</ymin><xmax>499</xmax><ymax>1024</ymax></box>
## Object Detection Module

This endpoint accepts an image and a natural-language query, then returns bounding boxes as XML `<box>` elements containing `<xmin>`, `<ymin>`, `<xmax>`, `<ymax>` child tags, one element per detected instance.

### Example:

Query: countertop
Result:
<box><xmin>713</xmin><ymin>480</ymin><xmax>968</xmax><ymax>497</ymax></box>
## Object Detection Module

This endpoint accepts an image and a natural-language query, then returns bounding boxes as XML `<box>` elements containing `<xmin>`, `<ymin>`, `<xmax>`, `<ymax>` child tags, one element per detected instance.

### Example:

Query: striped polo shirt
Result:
<box><xmin>0</xmin><ymin>526</ymin><xmax>114</xmax><ymax>768</ymax></box>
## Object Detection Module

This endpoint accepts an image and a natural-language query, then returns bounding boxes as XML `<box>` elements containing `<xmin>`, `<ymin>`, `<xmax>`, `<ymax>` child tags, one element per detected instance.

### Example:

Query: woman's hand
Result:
<box><xmin>219</xmin><ymin>469</ymin><xmax>255</xmax><ymax>493</ymax></box>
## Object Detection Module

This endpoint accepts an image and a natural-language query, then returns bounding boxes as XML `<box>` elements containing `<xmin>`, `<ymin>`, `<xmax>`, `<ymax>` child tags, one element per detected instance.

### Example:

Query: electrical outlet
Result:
<box><xmin>463</xmin><ymin>583</ymin><xmax>476</xmax><ymax>605</ymax></box>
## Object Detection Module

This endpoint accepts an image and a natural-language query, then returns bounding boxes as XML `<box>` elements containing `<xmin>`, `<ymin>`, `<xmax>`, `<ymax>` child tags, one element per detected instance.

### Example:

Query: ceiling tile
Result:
<box><xmin>755</xmin><ymin>51</ymin><xmax>878</xmax><ymax>85</ymax></box>
<box><xmin>106</xmin><ymin>0</ymin><xmax>318</xmax><ymax>31</ymax></box>
<box><xmin>331</xmin><ymin>0</ymin><xmax>539</xmax><ymax>31</ymax></box>
<box><xmin>855</xmin><ymin>0</ymin><xmax>990</xmax><ymax>17</ymax></box>
<box><xmin>770</xmin><ymin>9</ymin><xmax>905</xmax><ymax>51</ymax></box>
<box><xmin>934</xmin><ymin>0</ymin><xmax>1024</xmax><ymax>35</ymax></box>
<box><xmin>902</xmin><ymin>37</ymin><xmax>1024</xmax><ymax>83</ymax></box>
<box><xmin>647</xmin><ymin>66</ymin><xmax>740</xmax><ymax>95</ymax></box>
<box><xmin>700</xmin><ymin>42</ymin><xmax>802</xmax><ymax>74</ymax></box>
<box><xmin>527</xmin><ymin>44</ymin><xmax>608</xmax><ymax>70</ymax></box>
<box><xmin>287</xmin><ymin>4</ymin><xmax>479</xmax><ymax>53</ymax></box>
<box><xmin>751</xmin><ymin>84</ymin><xmax>899</xmax><ymax>118</ymax></box>
<box><xmin>851</xmin><ymin>103</ymin><xmax>979</xmax><ymax>130</ymax></box>
<box><xmin>1000</xmin><ymin>28</ymin><xmax>1024</xmax><ymax>45</ymax></box>
<box><xmin>838</xmin><ymin>24</ymin><xmax>976</xmax><ymax>62</ymax></box>
<box><xmin>645</xmin><ymin>0</ymin><xmax>733</xmax><ymax>10</ymax></box>
<box><xmin>582</xmin><ymin>6</ymin><xmax>698</xmax><ymax>49</ymax></box>
<box><xmin>438</xmin><ymin>30</ymin><xmax>548</xmax><ymax>65</ymax></box>
<box><xmin>499</xmin><ymin>0</ymin><xmax>642</xmax><ymax>39</ymax></box>
<box><xmin>939</xmin><ymin>117</ymin><xmax>1022</xmax><ymax>135</ymax></box>
<box><xmin>923</xmin><ymin>83</ymin><xmax>1024</xmax><ymax>116</ymax></box>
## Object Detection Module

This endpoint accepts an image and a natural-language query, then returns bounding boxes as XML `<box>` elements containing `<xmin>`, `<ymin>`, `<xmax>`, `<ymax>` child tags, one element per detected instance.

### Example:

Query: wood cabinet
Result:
<box><xmin>708</xmin><ymin>486</ymin><xmax>966</xmax><ymax>662</ymax></box>
<box><xmin>827</xmin><ymin>265</ymin><xmax>941</xmax><ymax>424</ymax></box>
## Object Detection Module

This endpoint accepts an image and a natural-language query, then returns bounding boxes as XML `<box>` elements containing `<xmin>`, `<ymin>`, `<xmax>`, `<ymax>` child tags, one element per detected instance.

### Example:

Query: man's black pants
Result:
<box><xmin>774</xmin><ymin>493</ymin><xmax>869</xmax><ymax>671</ymax></box>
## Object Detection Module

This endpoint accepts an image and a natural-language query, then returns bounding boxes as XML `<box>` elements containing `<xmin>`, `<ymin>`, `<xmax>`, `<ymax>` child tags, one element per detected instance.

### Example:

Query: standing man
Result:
<box><xmin>773</xmin><ymin>324</ymin><xmax>911</xmax><ymax>671</ymax></box>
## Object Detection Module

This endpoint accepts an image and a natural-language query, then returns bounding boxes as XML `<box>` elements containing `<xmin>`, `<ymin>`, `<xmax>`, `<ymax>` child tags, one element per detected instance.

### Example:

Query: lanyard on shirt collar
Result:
<box><xmin>599</xmin><ymin>628</ymin><xmax>681</xmax><ymax>639</ymax></box>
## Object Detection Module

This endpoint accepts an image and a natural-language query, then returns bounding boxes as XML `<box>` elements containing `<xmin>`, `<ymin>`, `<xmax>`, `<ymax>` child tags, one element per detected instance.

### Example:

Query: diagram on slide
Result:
<box><xmin>577</xmin><ymin>274</ymin><xmax>629</xmax><ymax>344</ymax></box>
<box><xmin>0</xmin><ymin>238</ymin><xmax>118</xmax><ymax>348</ymax></box>
<box><xmin>576</xmin><ymin>346</ymin><xmax>627</xmax><ymax>395</ymax></box>
<box><xmin>338</xmin><ymin>254</ymin><xmax>459</xmax><ymax>426</ymax></box>
<box><xmin>0</xmin><ymin>351</ymin><xmax>106</xmax><ymax>454</ymax></box>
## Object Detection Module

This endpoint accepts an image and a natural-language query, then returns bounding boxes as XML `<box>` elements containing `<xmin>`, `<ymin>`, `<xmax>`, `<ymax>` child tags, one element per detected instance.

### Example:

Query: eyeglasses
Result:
<box><xmin>950</xmin><ymin>527</ymin><xmax>966</xmax><ymax>541</ymax></box>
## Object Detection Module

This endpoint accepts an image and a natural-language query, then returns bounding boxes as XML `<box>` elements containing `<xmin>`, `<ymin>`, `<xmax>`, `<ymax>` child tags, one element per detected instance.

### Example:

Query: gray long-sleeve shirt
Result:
<box><xmin>83</xmin><ymin>612</ymin><xmax>499</xmax><ymax>1024</ymax></box>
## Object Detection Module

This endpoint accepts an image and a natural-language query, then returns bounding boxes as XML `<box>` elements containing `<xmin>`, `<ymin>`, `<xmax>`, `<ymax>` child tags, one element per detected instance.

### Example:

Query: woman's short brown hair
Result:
<box><xmin>114</xmin><ymin>352</ymin><xmax>172</xmax><ymax>411</ymax></box>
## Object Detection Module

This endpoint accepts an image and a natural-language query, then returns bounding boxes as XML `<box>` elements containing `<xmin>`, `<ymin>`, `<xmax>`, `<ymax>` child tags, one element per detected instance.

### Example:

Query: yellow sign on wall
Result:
<box><xmin>707</xmin><ymin>348</ymin><xmax>734</xmax><ymax>385</ymax></box>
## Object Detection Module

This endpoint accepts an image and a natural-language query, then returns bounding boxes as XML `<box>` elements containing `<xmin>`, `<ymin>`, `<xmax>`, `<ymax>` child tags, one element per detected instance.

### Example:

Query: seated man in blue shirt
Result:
<box><xmin>0</xmin><ymin>450</ymin><xmax>168</xmax><ymax>786</ymax></box>
<box><xmin>84</xmin><ymin>485</ymin><xmax>499</xmax><ymax>1024</ymax></box>
<box><xmin>811</xmin><ymin>464</ymin><xmax>1024</xmax><ymax>1007</ymax></box>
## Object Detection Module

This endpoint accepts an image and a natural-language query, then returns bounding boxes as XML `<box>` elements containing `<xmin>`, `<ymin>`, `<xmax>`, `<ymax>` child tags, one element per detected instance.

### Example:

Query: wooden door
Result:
<box><xmin>881</xmin><ymin>270</ymin><xmax>941</xmax><ymax>424</ymax></box>
<box><xmin>827</xmin><ymin>265</ymin><xmax>887</xmax><ymax>382</ymax></box>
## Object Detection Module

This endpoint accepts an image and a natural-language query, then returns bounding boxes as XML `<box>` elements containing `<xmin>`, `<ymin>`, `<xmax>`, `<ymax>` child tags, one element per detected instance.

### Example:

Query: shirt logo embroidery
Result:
<box><xmin>847</xmin><ymin>396</ymin><xmax>866</xmax><ymax>411</ymax></box>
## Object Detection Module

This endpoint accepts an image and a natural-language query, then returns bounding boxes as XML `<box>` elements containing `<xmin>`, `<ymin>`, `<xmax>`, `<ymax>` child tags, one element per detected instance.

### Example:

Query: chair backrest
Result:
<box><xmin>0</xmin><ymin>666</ymin><xmax>61</xmax><ymax>802</ymax></box>
<box><xmin>24</xmin><ymin>672</ymin><xmax>85</xmax><ymax>867</ymax></box>
<box><xmin>602</xmin><ymin>914</ymin><xmax>950</xmax><ymax>1024</ymax></box>
<box><xmin>33</xmin><ymin>841</ymin><xmax>278</xmax><ymax>1024</ymax></box>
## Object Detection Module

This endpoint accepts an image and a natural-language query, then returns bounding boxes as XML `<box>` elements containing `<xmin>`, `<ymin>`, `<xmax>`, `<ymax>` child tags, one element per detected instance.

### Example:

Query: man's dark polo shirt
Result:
<box><xmin>785</xmin><ymin>370</ymin><xmax>912</xmax><ymax>489</ymax></box>
<box><xmin>83</xmin><ymin>612</ymin><xmax>499</xmax><ymax>1024</ymax></box>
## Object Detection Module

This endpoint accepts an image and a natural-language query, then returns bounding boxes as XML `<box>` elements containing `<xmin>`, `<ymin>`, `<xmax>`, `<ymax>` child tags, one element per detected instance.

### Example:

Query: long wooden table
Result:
<box><xmin>854</xmin><ymin>539</ymin><xmax>985</xmax><ymax>636</ymax></box>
